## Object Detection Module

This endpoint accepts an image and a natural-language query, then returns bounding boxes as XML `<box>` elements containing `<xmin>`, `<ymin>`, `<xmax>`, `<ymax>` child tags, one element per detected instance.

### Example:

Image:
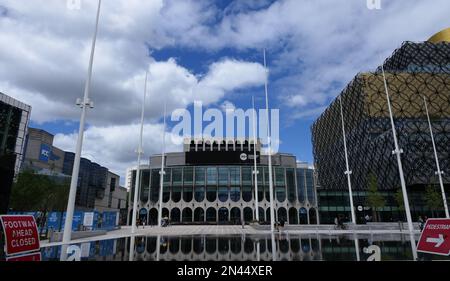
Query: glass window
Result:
<box><xmin>230</xmin><ymin>167</ymin><xmax>240</xmax><ymax>185</ymax></box>
<box><xmin>218</xmin><ymin>186</ymin><xmax>228</xmax><ymax>202</ymax></box>
<box><xmin>275</xmin><ymin>167</ymin><xmax>285</xmax><ymax>186</ymax></box>
<box><xmin>183</xmin><ymin>167</ymin><xmax>193</xmax><ymax>185</ymax></box>
<box><xmin>257</xmin><ymin>167</ymin><xmax>263</xmax><ymax>185</ymax></box>
<box><xmin>242</xmin><ymin>167</ymin><xmax>252</xmax><ymax>185</ymax></box>
<box><xmin>286</xmin><ymin>168</ymin><xmax>296</xmax><ymax>202</ymax></box>
<box><xmin>242</xmin><ymin>185</ymin><xmax>252</xmax><ymax>202</ymax></box>
<box><xmin>195</xmin><ymin>186</ymin><xmax>205</xmax><ymax>202</ymax></box>
<box><xmin>306</xmin><ymin>170</ymin><xmax>315</xmax><ymax>204</ymax></box>
<box><xmin>206</xmin><ymin>186</ymin><xmax>216</xmax><ymax>202</ymax></box>
<box><xmin>276</xmin><ymin>185</ymin><xmax>286</xmax><ymax>202</ymax></box>
<box><xmin>195</xmin><ymin>167</ymin><xmax>205</xmax><ymax>185</ymax></box>
<box><xmin>183</xmin><ymin>186</ymin><xmax>193</xmax><ymax>202</ymax></box>
<box><xmin>206</xmin><ymin>167</ymin><xmax>217</xmax><ymax>185</ymax></box>
<box><xmin>218</xmin><ymin>167</ymin><xmax>229</xmax><ymax>185</ymax></box>
<box><xmin>172</xmin><ymin>185</ymin><xmax>181</xmax><ymax>202</ymax></box>
<box><xmin>163</xmin><ymin>168</ymin><xmax>171</xmax><ymax>186</ymax></box>
<box><xmin>172</xmin><ymin>168</ymin><xmax>182</xmax><ymax>186</ymax></box>
<box><xmin>296</xmin><ymin>169</ymin><xmax>306</xmax><ymax>203</ymax></box>
<box><xmin>230</xmin><ymin>186</ymin><xmax>240</xmax><ymax>202</ymax></box>
<box><xmin>163</xmin><ymin>184</ymin><xmax>170</xmax><ymax>203</ymax></box>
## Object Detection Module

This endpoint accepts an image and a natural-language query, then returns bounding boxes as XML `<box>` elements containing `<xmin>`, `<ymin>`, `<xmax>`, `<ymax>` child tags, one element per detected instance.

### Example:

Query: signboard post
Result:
<box><xmin>0</xmin><ymin>215</ymin><xmax>41</xmax><ymax>259</ymax></box>
<box><xmin>417</xmin><ymin>218</ymin><xmax>450</xmax><ymax>256</ymax></box>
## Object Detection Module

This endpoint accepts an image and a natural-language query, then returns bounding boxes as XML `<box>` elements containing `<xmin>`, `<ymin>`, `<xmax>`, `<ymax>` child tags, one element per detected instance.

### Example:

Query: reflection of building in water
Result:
<box><xmin>127</xmin><ymin>138</ymin><xmax>319</xmax><ymax>225</ymax></box>
<box><xmin>129</xmin><ymin>235</ymin><xmax>323</xmax><ymax>261</ymax></box>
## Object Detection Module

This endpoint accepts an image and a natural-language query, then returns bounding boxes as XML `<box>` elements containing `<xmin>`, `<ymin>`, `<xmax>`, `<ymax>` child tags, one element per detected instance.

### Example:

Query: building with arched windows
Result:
<box><xmin>127</xmin><ymin>138</ymin><xmax>318</xmax><ymax>225</ymax></box>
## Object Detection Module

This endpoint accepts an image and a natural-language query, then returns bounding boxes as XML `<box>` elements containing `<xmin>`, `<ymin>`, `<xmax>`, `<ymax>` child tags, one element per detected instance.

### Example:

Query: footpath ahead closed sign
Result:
<box><xmin>417</xmin><ymin>218</ymin><xmax>450</xmax><ymax>256</ymax></box>
<box><xmin>0</xmin><ymin>215</ymin><xmax>41</xmax><ymax>256</ymax></box>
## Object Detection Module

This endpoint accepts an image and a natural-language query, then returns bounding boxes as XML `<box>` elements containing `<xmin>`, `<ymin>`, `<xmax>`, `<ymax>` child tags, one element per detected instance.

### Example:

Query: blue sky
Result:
<box><xmin>1</xmin><ymin>0</ymin><xmax>449</xmax><ymax>183</ymax></box>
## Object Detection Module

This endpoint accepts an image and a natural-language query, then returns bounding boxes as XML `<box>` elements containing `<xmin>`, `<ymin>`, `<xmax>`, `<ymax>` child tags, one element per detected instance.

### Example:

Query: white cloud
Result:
<box><xmin>53</xmin><ymin>122</ymin><xmax>182</xmax><ymax>182</ymax></box>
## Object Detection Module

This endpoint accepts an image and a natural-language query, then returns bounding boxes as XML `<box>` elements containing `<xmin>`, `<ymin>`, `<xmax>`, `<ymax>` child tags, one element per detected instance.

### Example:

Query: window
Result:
<box><xmin>306</xmin><ymin>170</ymin><xmax>315</xmax><ymax>204</ymax></box>
<box><xmin>230</xmin><ymin>167</ymin><xmax>240</xmax><ymax>185</ymax></box>
<box><xmin>275</xmin><ymin>168</ymin><xmax>285</xmax><ymax>186</ymax></box>
<box><xmin>242</xmin><ymin>167</ymin><xmax>252</xmax><ymax>185</ymax></box>
<box><xmin>286</xmin><ymin>169</ymin><xmax>296</xmax><ymax>202</ymax></box>
<box><xmin>172</xmin><ymin>185</ymin><xmax>181</xmax><ymax>202</ymax></box>
<box><xmin>183</xmin><ymin>185</ymin><xmax>193</xmax><ymax>202</ymax></box>
<box><xmin>296</xmin><ymin>169</ymin><xmax>306</xmax><ymax>203</ymax></box>
<box><xmin>195</xmin><ymin>186</ymin><xmax>205</xmax><ymax>202</ymax></box>
<box><xmin>230</xmin><ymin>186</ymin><xmax>240</xmax><ymax>202</ymax></box>
<box><xmin>150</xmin><ymin>169</ymin><xmax>160</xmax><ymax>203</ymax></box>
<box><xmin>242</xmin><ymin>185</ymin><xmax>252</xmax><ymax>202</ymax></box>
<box><xmin>163</xmin><ymin>168</ymin><xmax>171</xmax><ymax>186</ymax></box>
<box><xmin>183</xmin><ymin>167</ymin><xmax>193</xmax><ymax>185</ymax></box>
<box><xmin>218</xmin><ymin>186</ymin><xmax>228</xmax><ymax>202</ymax></box>
<box><xmin>206</xmin><ymin>167</ymin><xmax>217</xmax><ymax>185</ymax></box>
<box><xmin>172</xmin><ymin>168</ymin><xmax>182</xmax><ymax>186</ymax></box>
<box><xmin>206</xmin><ymin>186</ymin><xmax>216</xmax><ymax>202</ymax></box>
<box><xmin>195</xmin><ymin>167</ymin><xmax>205</xmax><ymax>185</ymax></box>
<box><xmin>218</xmin><ymin>167</ymin><xmax>229</xmax><ymax>185</ymax></box>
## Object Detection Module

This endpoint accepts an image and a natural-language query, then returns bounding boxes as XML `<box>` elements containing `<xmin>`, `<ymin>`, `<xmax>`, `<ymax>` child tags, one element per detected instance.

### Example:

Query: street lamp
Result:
<box><xmin>60</xmin><ymin>0</ymin><xmax>101</xmax><ymax>261</ymax></box>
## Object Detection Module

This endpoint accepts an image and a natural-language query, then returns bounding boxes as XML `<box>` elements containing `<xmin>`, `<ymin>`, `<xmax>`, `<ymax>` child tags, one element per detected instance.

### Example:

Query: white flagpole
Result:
<box><xmin>157</xmin><ymin>100</ymin><xmax>167</xmax><ymax>227</ymax></box>
<box><xmin>381</xmin><ymin>65</ymin><xmax>417</xmax><ymax>260</ymax></box>
<box><xmin>252</xmin><ymin>96</ymin><xmax>260</xmax><ymax>222</ymax></box>
<box><xmin>129</xmin><ymin>70</ymin><xmax>148</xmax><ymax>261</ymax></box>
<box><xmin>60</xmin><ymin>0</ymin><xmax>101</xmax><ymax>261</ymax></box>
<box><xmin>263</xmin><ymin>49</ymin><xmax>276</xmax><ymax>235</ymax></box>
<box><xmin>423</xmin><ymin>96</ymin><xmax>449</xmax><ymax>218</ymax></box>
<box><xmin>339</xmin><ymin>96</ymin><xmax>356</xmax><ymax>225</ymax></box>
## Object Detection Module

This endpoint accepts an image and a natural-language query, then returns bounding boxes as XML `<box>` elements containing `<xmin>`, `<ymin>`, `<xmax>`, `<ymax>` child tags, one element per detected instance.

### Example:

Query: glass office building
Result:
<box><xmin>0</xmin><ymin>92</ymin><xmax>31</xmax><ymax>214</ymax></box>
<box><xmin>127</xmin><ymin>138</ymin><xmax>318</xmax><ymax>225</ymax></box>
<box><xmin>312</xmin><ymin>32</ymin><xmax>450</xmax><ymax>223</ymax></box>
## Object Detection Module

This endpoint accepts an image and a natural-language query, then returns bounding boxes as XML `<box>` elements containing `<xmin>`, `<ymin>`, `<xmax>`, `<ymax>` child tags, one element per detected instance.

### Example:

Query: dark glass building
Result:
<box><xmin>63</xmin><ymin>152</ymin><xmax>108</xmax><ymax>210</ymax></box>
<box><xmin>0</xmin><ymin>92</ymin><xmax>31</xmax><ymax>214</ymax></box>
<box><xmin>312</xmin><ymin>35</ymin><xmax>450</xmax><ymax>223</ymax></box>
<box><xmin>127</xmin><ymin>138</ymin><xmax>319</xmax><ymax>225</ymax></box>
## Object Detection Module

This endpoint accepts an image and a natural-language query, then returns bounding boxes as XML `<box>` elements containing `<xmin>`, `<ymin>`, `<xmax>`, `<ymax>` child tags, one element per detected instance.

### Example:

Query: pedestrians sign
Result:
<box><xmin>0</xmin><ymin>215</ymin><xmax>41</xmax><ymax>256</ymax></box>
<box><xmin>417</xmin><ymin>218</ymin><xmax>450</xmax><ymax>256</ymax></box>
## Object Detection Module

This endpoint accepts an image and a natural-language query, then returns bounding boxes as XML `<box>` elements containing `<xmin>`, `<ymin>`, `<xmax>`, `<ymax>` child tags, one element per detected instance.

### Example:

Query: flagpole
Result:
<box><xmin>157</xmin><ymin>100</ymin><xmax>167</xmax><ymax>227</ymax></box>
<box><xmin>339</xmin><ymin>96</ymin><xmax>356</xmax><ymax>225</ymax></box>
<box><xmin>129</xmin><ymin>70</ymin><xmax>148</xmax><ymax>261</ymax></box>
<box><xmin>263</xmin><ymin>49</ymin><xmax>276</xmax><ymax>235</ymax></box>
<box><xmin>252</xmin><ymin>96</ymin><xmax>260</xmax><ymax>222</ymax></box>
<box><xmin>423</xmin><ymin>96</ymin><xmax>449</xmax><ymax>218</ymax></box>
<box><xmin>60</xmin><ymin>0</ymin><xmax>101</xmax><ymax>261</ymax></box>
<box><xmin>380</xmin><ymin>65</ymin><xmax>417</xmax><ymax>260</ymax></box>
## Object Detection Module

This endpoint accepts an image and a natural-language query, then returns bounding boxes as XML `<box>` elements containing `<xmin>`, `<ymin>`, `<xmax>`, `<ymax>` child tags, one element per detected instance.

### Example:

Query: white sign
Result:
<box><xmin>240</xmin><ymin>153</ymin><xmax>248</xmax><ymax>161</ymax></box>
<box><xmin>83</xmin><ymin>212</ymin><xmax>94</xmax><ymax>227</ymax></box>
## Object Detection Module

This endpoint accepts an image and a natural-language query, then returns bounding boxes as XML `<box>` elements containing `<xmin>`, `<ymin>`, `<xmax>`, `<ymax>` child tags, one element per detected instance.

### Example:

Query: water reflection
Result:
<box><xmin>39</xmin><ymin>233</ymin><xmax>450</xmax><ymax>261</ymax></box>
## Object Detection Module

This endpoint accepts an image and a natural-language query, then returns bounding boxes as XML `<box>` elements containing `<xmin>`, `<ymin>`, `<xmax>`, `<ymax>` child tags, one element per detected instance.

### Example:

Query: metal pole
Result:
<box><xmin>263</xmin><ymin>49</ymin><xmax>276</xmax><ymax>233</ymax></box>
<box><xmin>252</xmin><ymin>96</ymin><xmax>260</xmax><ymax>222</ymax></box>
<box><xmin>423</xmin><ymin>96</ymin><xmax>449</xmax><ymax>218</ymax></box>
<box><xmin>60</xmin><ymin>0</ymin><xmax>101</xmax><ymax>261</ymax></box>
<box><xmin>129</xmin><ymin>71</ymin><xmax>148</xmax><ymax>261</ymax></box>
<box><xmin>157</xmin><ymin>101</ymin><xmax>167</xmax><ymax>227</ymax></box>
<box><xmin>380</xmin><ymin>65</ymin><xmax>417</xmax><ymax>260</ymax></box>
<box><xmin>339</xmin><ymin>96</ymin><xmax>356</xmax><ymax>224</ymax></box>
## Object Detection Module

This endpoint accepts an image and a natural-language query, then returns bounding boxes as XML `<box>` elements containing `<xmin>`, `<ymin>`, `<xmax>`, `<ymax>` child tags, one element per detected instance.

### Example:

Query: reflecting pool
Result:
<box><xmin>40</xmin><ymin>233</ymin><xmax>450</xmax><ymax>261</ymax></box>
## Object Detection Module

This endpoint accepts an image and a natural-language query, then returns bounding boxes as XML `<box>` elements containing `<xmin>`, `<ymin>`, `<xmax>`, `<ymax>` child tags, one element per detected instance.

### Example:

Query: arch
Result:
<box><xmin>194</xmin><ymin>186</ymin><xmax>205</xmax><ymax>202</ymax></box>
<box><xmin>258</xmin><ymin>207</ymin><xmax>265</xmax><ymax>222</ymax></box>
<box><xmin>149</xmin><ymin>208</ymin><xmax>158</xmax><ymax>226</ymax></box>
<box><xmin>180</xmin><ymin>237</ymin><xmax>192</xmax><ymax>254</ymax></box>
<box><xmin>193</xmin><ymin>237</ymin><xmax>204</xmax><ymax>254</ymax></box>
<box><xmin>309</xmin><ymin>208</ymin><xmax>317</xmax><ymax>224</ymax></box>
<box><xmin>206</xmin><ymin>207</ymin><xmax>216</xmax><ymax>222</ymax></box>
<box><xmin>218</xmin><ymin>237</ymin><xmax>229</xmax><ymax>254</ymax></box>
<box><xmin>277</xmin><ymin>207</ymin><xmax>287</xmax><ymax>223</ymax></box>
<box><xmin>299</xmin><ymin>208</ymin><xmax>308</xmax><ymax>224</ymax></box>
<box><xmin>194</xmin><ymin>207</ymin><xmax>204</xmax><ymax>222</ymax></box>
<box><xmin>244</xmin><ymin>238</ymin><xmax>254</xmax><ymax>254</ymax></box>
<box><xmin>169</xmin><ymin>237</ymin><xmax>180</xmax><ymax>254</ymax></box>
<box><xmin>266</xmin><ymin>208</ymin><xmax>273</xmax><ymax>223</ymax></box>
<box><xmin>230</xmin><ymin>237</ymin><xmax>241</xmax><ymax>254</ymax></box>
<box><xmin>171</xmin><ymin>208</ymin><xmax>181</xmax><ymax>223</ymax></box>
<box><xmin>162</xmin><ymin>208</ymin><xmax>169</xmax><ymax>219</ymax></box>
<box><xmin>289</xmin><ymin>207</ymin><xmax>299</xmax><ymax>225</ymax></box>
<box><xmin>182</xmin><ymin>208</ymin><xmax>193</xmax><ymax>223</ymax></box>
<box><xmin>138</xmin><ymin>208</ymin><xmax>148</xmax><ymax>225</ymax></box>
<box><xmin>218</xmin><ymin>207</ymin><xmax>229</xmax><ymax>223</ymax></box>
<box><xmin>146</xmin><ymin>237</ymin><xmax>157</xmax><ymax>253</ymax></box>
<box><xmin>230</xmin><ymin>207</ymin><xmax>241</xmax><ymax>224</ymax></box>
<box><xmin>206</xmin><ymin>237</ymin><xmax>216</xmax><ymax>254</ymax></box>
<box><xmin>243</xmin><ymin>207</ymin><xmax>253</xmax><ymax>223</ymax></box>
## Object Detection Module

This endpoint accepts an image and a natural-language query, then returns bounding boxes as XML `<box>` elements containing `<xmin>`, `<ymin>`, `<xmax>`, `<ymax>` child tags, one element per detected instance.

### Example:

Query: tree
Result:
<box><xmin>366</xmin><ymin>173</ymin><xmax>385</xmax><ymax>222</ymax></box>
<box><xmin>424</xmin><ymin>184</ymin><xmax>443</xmax><ymax>218</ymax></box>
<box><xmin>9</xmin><ymin>170</ymin><xmax>70</xmax><ymax>229</ymax></box>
